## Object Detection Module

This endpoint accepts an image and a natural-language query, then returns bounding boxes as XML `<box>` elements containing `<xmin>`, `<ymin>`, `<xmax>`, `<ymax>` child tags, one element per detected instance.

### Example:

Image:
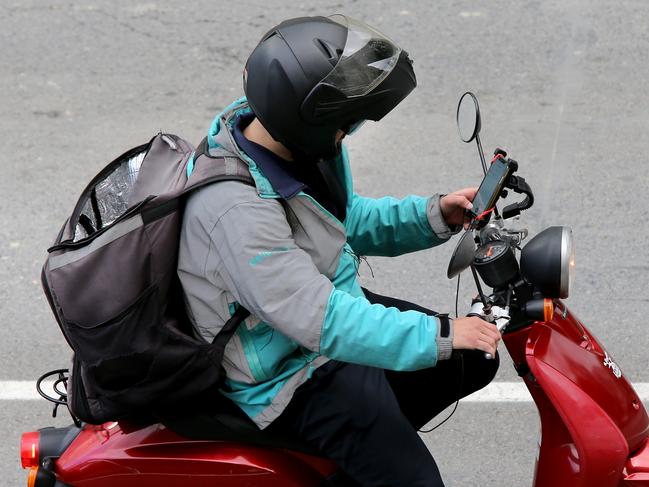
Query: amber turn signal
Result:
<box><xmin>27</xmin><ymin>467</ymin><xmax>38</xmax><ymax>487</ymax></box>
<box><xmin>543</xmin><ymin>299</ymin><xmax>554</xmax><ymax>321</ymax></box>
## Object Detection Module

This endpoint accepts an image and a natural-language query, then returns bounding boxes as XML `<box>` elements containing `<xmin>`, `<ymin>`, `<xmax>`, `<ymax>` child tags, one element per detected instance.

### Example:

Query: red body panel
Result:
<box><xmin>503</xmin><ymin>303</ymin><xmax>649</xmax><ymax>487</ymax></box>
<box><xmin>55</xmin><ymin>421</ymin><xmax>337</xmax><ymax>486</ymax></box>
<box><xmin>624</xmin><ymin>439</ymin><xmax>649</xmax><ymax>486</ymax></box>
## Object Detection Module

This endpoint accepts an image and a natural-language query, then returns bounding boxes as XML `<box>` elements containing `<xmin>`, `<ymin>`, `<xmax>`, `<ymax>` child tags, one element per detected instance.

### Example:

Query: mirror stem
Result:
<box><xmin>475</xmin><ymin>133</ymin><xmax>488</xmax><ymax>175</ymax></box>
<box><xmin>471</xmin><ymin>264</ymin><xmax>491</xmax><ymax>313</ymax></box>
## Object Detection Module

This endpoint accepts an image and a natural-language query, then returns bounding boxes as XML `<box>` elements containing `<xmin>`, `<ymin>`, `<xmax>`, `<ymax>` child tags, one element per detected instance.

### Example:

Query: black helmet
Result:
<box><xmin>243</xmin><ymin>15</ymin><xmax>417</xmax><ymax>160</ymax></box>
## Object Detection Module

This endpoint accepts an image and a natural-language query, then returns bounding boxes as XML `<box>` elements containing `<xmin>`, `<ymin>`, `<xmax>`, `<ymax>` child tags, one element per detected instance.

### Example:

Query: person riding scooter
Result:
<box><xmin>177</xmin><ymin>15</ymin><xmax>501</xmax><ymax>486</ymax></box>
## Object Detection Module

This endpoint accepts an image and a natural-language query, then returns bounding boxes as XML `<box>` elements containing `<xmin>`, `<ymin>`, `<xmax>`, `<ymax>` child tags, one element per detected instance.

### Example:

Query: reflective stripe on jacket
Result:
<box><xmin>177</xmin><ymin>98</ymin><xmax>457</xmax><ymax>428</ymax></box>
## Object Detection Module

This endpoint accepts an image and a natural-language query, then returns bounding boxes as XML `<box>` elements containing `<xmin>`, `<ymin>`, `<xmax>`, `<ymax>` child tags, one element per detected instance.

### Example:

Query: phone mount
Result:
<box><xmin>503</xmin><ymin>174</ymin><xmax>534</xmax><ymax>219</ymax></box>
<box><xmin>488</xmin><ymin>150</ymin><xmax>534</xmax><ymax>219</ymax></box>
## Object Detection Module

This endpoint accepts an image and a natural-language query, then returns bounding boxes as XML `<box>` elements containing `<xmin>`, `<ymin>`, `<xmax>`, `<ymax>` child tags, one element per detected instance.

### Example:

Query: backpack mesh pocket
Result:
<box><xmin>74</xmin><ymin>150</ymin><xmax>146</xmax><ymax>241</ymax></box>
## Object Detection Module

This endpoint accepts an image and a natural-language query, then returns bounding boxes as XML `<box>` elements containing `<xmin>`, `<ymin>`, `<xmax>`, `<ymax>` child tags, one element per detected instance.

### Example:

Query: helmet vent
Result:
<box><xmin>315</xmin><ymin>39</ymin><xmax>340</xmax><ymax>66</ymax></box>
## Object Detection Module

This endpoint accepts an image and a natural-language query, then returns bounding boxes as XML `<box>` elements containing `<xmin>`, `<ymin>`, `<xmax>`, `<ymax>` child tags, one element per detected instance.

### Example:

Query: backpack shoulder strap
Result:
<box><xmin>211</xmin><ymin>305</ymin><xmax>250</xmax><ymax>347</ymax></box>
<box><xmin>184</xmin><ymin>137</ymin><xmax>254</xmax><ymax>194</ymax></box>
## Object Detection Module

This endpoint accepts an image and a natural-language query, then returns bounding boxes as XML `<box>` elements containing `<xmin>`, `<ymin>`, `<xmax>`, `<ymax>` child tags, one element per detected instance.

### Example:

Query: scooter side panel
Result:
<box><xmin>524</xmin><ymin>375</ymin><xmax>580</xmax><ymax>487</ymax></box>
<box><xmin>529</xmin><ymin>309</ymin><xmax>649</xmax><ymax>451</ymax></box>
<box><xmin>55</xmin><ymin>422</ymin><xmax>334</xmax><ymax>486</ymax></box>
<box><xmin>527</xmin><ymin>355</ymin><xmax>628</xmax><ymax>487</ymax></box>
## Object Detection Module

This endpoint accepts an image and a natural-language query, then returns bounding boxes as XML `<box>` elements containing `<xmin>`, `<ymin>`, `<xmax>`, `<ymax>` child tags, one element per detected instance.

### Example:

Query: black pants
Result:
<box><xmin>268</xmin><ymin>289</ymin><xmax>499</xmax><ymax>487</ymax></box>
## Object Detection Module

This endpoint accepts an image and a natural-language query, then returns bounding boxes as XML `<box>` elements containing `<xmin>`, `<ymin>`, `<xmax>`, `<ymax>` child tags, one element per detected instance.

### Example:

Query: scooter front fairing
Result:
<box><xmin>504</xmin><ymin>303</ymin><xmax>649</xmax><ymax>487</ymax></box>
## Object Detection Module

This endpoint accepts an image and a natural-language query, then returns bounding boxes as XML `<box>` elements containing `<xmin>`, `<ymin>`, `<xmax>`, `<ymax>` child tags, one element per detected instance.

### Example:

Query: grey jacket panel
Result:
<box><xmin>213</xmin><ymin>121</ymin><xmax>241</xmax><ymax>157</ymax></box>
<box><xmin>284</xmin><ymin>196</ymin><xmax>346</xmax><ymax>279</ymax></box>
<box><xmin>179</xmin><ymin>181</ymin><xmax>334</xmax><ymax>354</ymax></box>
<box><xmin>210</xmin><ymin>115</ymin><xmax>347</xmax><ymax>278</ymax></box>
<box><xmin>222</xmin><ymin>334</ymin><xmax>256</xmax><ymax>385</ymax></box>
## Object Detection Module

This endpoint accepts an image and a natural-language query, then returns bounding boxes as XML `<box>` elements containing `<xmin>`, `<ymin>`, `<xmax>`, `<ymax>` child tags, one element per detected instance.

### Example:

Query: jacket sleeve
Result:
<box><xmin>344</xmin><ymin>192</ymin><xmax>460</xmax><ymax>257</ymax></box>
<box><xmin>204</xmin><ymin>185</ymin><xmax>453</xmax><ymax>371</ymax></box>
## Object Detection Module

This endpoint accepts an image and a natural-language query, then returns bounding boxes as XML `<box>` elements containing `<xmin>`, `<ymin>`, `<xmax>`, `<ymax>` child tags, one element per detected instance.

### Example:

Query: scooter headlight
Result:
<box><xmin>520</xmin><ymin>226</ymin><xmax>575</xmax><ymax>299</ymax></box>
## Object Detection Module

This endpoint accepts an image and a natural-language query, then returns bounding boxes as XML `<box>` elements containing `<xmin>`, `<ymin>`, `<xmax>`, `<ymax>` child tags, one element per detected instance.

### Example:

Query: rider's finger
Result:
<box><xmin>480</xmin><ymin>330</ymin><xmax>498</xmax><ymax>345</ymax></box>
<box><xmin>477</xmin><ymin>326</ymin><xmax>500</xmax><ymax>346</ymax></box>
<box><xmin>456</xmin><ymin>187</ymin><xmax>478</xmax><ymax>199</ymax></box>
<box><xmin>475</xmin><ymin>319</ymin><xmax>500</xmax><ymax>336</ymax></box>
<box><xmin>453</xmin><ymin>194</ymin><xmax>473</xmax><ymax>210</ymax></box>
<box><xmin>480</xmin><ymin>325</ymin><xmax>501</xmax><ymax>343</ymax></box>
<box><xmin>447</xmin><ymin>193</ymin><xmax>473</xmax><ymax>211</ymax></box>
<box><xmin>475</xmin><ymin>337</ymin><xmax>497</xmax><ymax>356</ymax></box>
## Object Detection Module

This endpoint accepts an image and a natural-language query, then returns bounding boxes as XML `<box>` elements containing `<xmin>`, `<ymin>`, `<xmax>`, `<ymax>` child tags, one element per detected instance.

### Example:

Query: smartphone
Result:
<box><xmin>468</xmin><ymin>159</ymin><xmax>513</xmax><ymax>218</ymax></box>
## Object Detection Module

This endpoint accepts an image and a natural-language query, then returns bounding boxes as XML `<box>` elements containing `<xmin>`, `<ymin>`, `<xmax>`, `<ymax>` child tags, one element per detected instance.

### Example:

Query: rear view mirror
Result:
<box><xmin>456</xmin><ymin>92</ymin><xmax>481</xmax><ymax>143</ymax></box>
<box><xmin>447</xmin><ymin>230</ymin><xmax>477</xmax><ymax>279</ymax></box>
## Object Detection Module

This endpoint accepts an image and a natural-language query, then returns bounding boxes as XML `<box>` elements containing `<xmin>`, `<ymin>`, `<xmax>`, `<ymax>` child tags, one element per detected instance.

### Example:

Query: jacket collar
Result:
<box><xmin>207</xmin><ymin>98</ymin><xmax>279</xmax><ymax>198</ymax></box>
<box><xmin>232</xmin><ymin>113</ymin><xmax>306</xmax><ymax>200</ymax></box>
<box><xmin>207</xmin><ymin>98</ymin><xmax>353</xmax><ymax>206</ymax></box>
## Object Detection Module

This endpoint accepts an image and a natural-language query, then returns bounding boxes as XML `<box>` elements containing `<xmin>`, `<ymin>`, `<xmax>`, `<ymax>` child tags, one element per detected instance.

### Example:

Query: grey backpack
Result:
<box><xmin>42</xmin><ymin>133</ymin><xmax>252</xmax><ymax>424</ymax></box>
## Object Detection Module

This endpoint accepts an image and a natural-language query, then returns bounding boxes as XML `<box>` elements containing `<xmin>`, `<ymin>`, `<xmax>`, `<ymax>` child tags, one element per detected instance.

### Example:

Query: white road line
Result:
<box><xmin>466</xmin><ymin>382</ymin><xmax>649</xmax><ymax>403</ymax></box>
<box><xmin>3</xmin><ymin>381</ymin><xmax>54</xmax><ymax>401</ymax></box>
<box><xmin>2</xmin><ymin>381</ymin><xmax>649</xmax><ymax>402</ymax></box>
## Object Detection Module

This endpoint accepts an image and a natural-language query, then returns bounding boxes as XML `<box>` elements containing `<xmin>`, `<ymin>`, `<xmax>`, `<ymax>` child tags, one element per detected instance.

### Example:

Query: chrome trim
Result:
<box><xmin>559</xmin><ymin>227</ymin><xmax>573</xmax><ymax>298</ymax></box>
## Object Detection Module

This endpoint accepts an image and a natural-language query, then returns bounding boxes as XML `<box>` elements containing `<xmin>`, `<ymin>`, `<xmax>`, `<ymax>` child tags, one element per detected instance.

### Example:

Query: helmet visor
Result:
<box><xmin>321</xmin><ymin>15</ymin><xmax>402</xmax><ymax>97</ymax></box>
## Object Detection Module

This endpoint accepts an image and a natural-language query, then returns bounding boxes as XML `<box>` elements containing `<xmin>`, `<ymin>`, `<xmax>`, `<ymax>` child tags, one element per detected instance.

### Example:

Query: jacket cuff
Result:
<box><xmin>435</xmin><ymin>315</ymin><xmax>454</xmax><ymax>361</ymax></box>
<box><xmin>426</xmin><ymin>195</ymin><xmax>462</xmax><ymax>240</ymax></box>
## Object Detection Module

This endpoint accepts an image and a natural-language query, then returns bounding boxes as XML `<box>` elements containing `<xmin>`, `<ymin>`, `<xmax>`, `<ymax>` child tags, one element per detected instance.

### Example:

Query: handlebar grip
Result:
<box><xmin>467</xmin><ymin>310</ymin><xmax>497</xmax><ymax>359</ymax></box>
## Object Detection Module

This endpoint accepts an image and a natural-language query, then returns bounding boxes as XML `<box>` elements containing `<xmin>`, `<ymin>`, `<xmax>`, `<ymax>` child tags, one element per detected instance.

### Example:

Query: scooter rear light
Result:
<box><xmin>26</xmin><ymin>467</ymin><xmax>38</xmax><ymax>487</ymax></box>
<box><xmin>543</xmin><ymin>299</ymin><xmax>554</xmax><ymax>321</ymax></box>
<box><xmin>20</xmin><ymin>432</ymin><xmax>39</xmax><ymax>469</ymax></box>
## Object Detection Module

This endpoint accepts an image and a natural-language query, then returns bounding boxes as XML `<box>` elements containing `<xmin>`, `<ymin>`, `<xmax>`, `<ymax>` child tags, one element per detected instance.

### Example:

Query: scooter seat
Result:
<box><xmin>158</xmin><ymin>394</ymin><xmax>320</xmax><ymax>456</ymax></box>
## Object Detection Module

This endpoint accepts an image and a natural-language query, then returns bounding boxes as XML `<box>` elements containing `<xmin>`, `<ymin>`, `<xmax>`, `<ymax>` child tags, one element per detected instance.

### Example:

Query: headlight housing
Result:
<box><xmin>520</xmin><ymin>226</ymin><xmax>575</xmax><ymax>298</ymax></box>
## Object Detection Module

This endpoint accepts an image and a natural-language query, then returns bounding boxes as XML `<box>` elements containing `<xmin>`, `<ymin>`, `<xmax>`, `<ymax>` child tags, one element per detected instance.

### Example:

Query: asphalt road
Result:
<box><xmin>2</xmin><ymin>1</ymin><xmax>648</xmax><ymax>485</ymax></box>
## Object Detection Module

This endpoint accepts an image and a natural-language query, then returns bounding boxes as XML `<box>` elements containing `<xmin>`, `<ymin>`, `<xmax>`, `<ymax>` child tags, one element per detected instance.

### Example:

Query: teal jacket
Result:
<box><xmin>177</xmin><ymin>98</ymin><xmax>457</xmax><ymax>428</ymax></box>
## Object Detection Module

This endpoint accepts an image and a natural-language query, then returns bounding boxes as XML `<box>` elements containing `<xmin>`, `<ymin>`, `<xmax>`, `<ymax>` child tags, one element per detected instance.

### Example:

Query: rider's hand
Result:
<box><xmin>452</xmin><ymin>316</ymin><xmax>501</xmax><ymax>356</ymax></box>
<box><xmin>440</xmin><ymin>187</ymin><xmax>478</xmax><ymax>227</ymax></box>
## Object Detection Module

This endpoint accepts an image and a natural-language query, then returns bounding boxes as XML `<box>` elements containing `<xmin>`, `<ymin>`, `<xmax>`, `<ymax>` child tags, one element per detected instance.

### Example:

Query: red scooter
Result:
<box><xmin>20</xmin><ymin>93</ymin><xmax>649</xmax><ymax>487</ymax></box>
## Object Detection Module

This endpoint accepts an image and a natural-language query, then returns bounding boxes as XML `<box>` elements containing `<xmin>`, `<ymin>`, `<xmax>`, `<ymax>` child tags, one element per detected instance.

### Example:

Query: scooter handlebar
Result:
<box><xmin>467</xmin><ymin>302</ymin><xmax>510</xmax><ymax>360</ymax></box>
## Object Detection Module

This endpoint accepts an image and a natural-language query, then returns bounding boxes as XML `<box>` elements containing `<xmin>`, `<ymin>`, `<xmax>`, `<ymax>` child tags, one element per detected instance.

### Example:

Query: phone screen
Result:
<box><xmin>470</xmin><ymin>159</ymin><xmax>510</xmax><ymax>217</ymax></box>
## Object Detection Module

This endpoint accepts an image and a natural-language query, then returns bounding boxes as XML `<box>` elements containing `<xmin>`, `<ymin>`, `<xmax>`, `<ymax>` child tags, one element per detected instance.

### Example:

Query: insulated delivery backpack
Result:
<box><xmin>41</xmin><ymin>133</ymin><xmax>252</xmax><ymax>424</ymax></box>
